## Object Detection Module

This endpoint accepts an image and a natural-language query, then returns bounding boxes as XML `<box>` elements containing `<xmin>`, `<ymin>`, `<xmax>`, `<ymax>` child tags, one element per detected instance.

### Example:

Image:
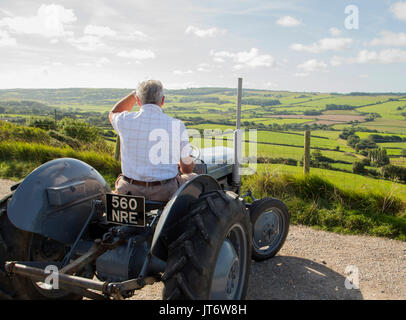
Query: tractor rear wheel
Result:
<box><xmin>0</xmin><ymin>200</ymin><xmax>82</xmax><ymax>300</ymax></box>
<box><xmin>249</xmin><ymin>198</ymin><xmax>290</xmax><ymax>261</ymax></box>
<box><xmin>162</xmin><ymin>190</ymin><xmax>252</xmax><ymax>300</ymax></box>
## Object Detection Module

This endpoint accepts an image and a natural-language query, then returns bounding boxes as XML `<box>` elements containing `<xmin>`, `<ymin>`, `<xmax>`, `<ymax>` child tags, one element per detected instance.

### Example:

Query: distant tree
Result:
<box><xmin>339</xmin><ymin>128</ymin><xmax>356</xmax><ymax>140</ymax></box>
<box><xmin>368</xmin><ymin>148</ymin><xmax>390</xmax><ymax>167</ymax></box>
<box><xmin>368</xmin><ymin>134</ymin><xmax>402</xmax><ymax>143</ymax></box>
<box><xmin>354</xmin><ymin>138</ymin><xmax>377</xmax><ymax>151</ymax></box>
<box><xmin>58</xmin><ymin>118</ymin><xmax>100</xmax><ymax>143</ymax></box>
<box><xmin>311</xmin><ymin>149</ymin><xmax>323</xmax><ymax>162</ymax></box>
<box><xmin>347</xmin><ymin>134</ymin><xmax>360</xmax><ymax>148</ymax></box>
<box><xmin>360</xmin><ymin>158</ymin><xmax>371</xmax><ymax>166</ymax></box>
<box><xmin>303</xmin><ymin>110</ymin><xmax>322</xmax><ymax>116</ymax></box>
<box><xmin>353</xmin><ymin>161</ymin><xmax>366</xmax><ymax>174</ymax></box>
<box><xmin>28</xmin><ymin>117</ymin><xmax>57</xmax><ymax>130</ymax></box>
<box><xmin>325</xmin><ymin>104</ymin><xmax>356</xmax><ymax>111</ymax></box>
<box><xmin>381</xmin><ymin>164</ymin><xmax>406</xmax><ymax>183</ymax></box>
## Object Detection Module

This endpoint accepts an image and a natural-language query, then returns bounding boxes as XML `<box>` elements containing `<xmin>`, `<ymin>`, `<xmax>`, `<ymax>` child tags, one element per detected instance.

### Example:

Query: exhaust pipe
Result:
<box><xmin>233</xmin><ymin>78</ymin><xmax>243</xmax><ymax>190</ymax></box>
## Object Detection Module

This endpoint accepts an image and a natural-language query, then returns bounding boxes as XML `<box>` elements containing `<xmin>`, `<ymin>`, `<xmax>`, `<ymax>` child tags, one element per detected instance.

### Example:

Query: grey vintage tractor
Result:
<box><xmin>0</xmin><ymin>80</ymin><xmax>289</xmax><ymax>300</ymax></box>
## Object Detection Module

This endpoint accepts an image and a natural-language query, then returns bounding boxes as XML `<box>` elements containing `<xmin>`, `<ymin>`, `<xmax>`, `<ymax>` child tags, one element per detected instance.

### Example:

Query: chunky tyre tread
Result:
<box><xmin>162</xmin><ymin>190</ymin><xmax>251</xmax><ymax>300</ymax></box>
<box><xmin>184</xmin><ymin>240</ymin><xmax>207</xmax><ymax>276</ymax></box>
<box><xmin>161</xmin><ymin>256</ymin><xmax>187</xmax><ymax>281</ymax></box>
<box><xmin>0</xmin><ymin>201</ymin><xmax>81</xmax><ymax>300</ymax></box>
<box><xmin>193</xmin><ymin>214</ymin><xmax>211</xmax><ymax>244</ymax></box>
<box><xmin>0</xmin><ymin>201</ymin><xmax>29</xmax><ymax>300</ymax></box>
<box><xmin>168</xmin><ymin>226</ymin><xmax>197</xmax><ymax>252</ymax></box>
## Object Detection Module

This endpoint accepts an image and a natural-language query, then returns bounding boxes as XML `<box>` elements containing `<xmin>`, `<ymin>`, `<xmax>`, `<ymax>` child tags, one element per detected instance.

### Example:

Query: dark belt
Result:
<box><xmin>122</xmin><ymin>175</ymin><xmax>175</xmax><ymax>187</ymax></box>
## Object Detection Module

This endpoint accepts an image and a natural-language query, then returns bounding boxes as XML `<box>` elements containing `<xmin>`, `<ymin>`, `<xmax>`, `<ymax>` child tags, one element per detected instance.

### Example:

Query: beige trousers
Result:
<box><xmin>114</xmin><ymin>173</ymin><xmax>198</xmax><ymax>202</ymax></box>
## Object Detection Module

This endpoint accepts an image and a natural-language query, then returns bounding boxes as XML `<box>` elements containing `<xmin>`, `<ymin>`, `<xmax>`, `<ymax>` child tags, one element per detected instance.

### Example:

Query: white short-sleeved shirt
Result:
<box><xmin>111</xmin><ymin>104</ymin><xmax>191</xmax><ymax>182</ymax></box>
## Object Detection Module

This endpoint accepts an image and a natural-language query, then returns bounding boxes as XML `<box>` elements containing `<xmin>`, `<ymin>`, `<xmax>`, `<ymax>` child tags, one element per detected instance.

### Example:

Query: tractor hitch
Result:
<box><xmin>5</xmin><ymin>260</ymin><xmax>161</xmax><ymax>300</ymax></box>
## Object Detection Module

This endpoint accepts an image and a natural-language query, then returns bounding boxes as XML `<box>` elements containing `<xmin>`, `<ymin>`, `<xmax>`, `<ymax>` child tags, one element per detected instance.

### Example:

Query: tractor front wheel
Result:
<box><xmin>249</xmin><ymin>198</ymin><xmax>290</xmax><ymax>261</ymax></box>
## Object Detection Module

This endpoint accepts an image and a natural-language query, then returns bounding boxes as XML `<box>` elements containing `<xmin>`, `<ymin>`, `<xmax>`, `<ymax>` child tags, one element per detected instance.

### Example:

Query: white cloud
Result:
<box><xmin>76</xmin><ymin>57</ymin><xmax>110</xmax><ymax>68</ymax></box>
<box><xmin>117</xmin><ymin>49</ymin><xmax>156</xmax><ymax>60</ymax></box>
<box><xmin>294</xmin><ymin>72</ymin><xmax>309</xmax><ymax>77</ymax></box>
<box><xmin>290</xmin><ymin>37</ymin><xmax>352</xmax><ymax>53</ymax></box>
<box><xmin>0</xmin><ymin>29</ymin><xmax>16</xmax><ymax>47</ymax></box>
<box><xmin>67</xmin><ymin>25</ymin><xmax>117</xmax><ymax>51</ymax></box>
<box><xmin>329</xmin><ymin>27</ymin><xmax>341</xmax><ymax>36</ymax></box>
<box><xmin>276</xmin><ymin>16</ymin><xmax>301</xmax><ymax>27</ymax></box>
<box><xmin>354</xmin><ymin>49</ymin><xmax>406</xmax><ymax>64</ymax></box>
<box><xmin>297</xmin><ymin>59</ymin><xmax>328</xmax><ymax>72</ymax></box>
<box><xmin>173</xmin><ymin>69</ymin><xmax>193</xmax><ymax>75</ymax></box>
<box><xmin>185</xmin><ymin>26</ymin><xmax>227</xmax><ymax>38</ymax></box>
<box><xmin>77</xmin><ymin>62</ymin><xmax>93</xmax><ymax>67</ymax></box>
<box><xmin>390</xmin><ymin>1</ymin><xmax>406</xmax><ymax>20</ymax></box>
<box><xmin>354</xmin><ymin>50</ymin><xmax>381</xmax><ymax>64</ymax></box>
<box><xmin>330</xmin><ymin>56</ymin><xmax>345</xmax><ymax>66</ymax></box>
<box><xmin>0</xmin><ymin>4</ymin><xmax>76</xmax><ymax>38</ymax></box>
<box><xmin>210</xmin><ymin>48</ymin><xmax>274</xmax><ymax>69</ymax></box>
<box><xmin>122</xmin><ymin>30</ymin><xmax>149</xmax><ymax>41</ymax></box>
<box><xmin>68</xmin><ymin>35</ymin><xmax>104</xmax><ymax>51</ymax></box>
<box><xmin>264</xmin><ymin>81</ymin><xmax>278</xmax><ymax>89</ymax></box>
<box><xmin>370</xmin><ymin>31</ymin><xmax>406</xmax><ymax>46</ymax></box>
<box><xmin>84</xmin><ymin>25</ymin><xmax>116</xmax><ymax>37</ymax></box>
<box><xmin>96</xmin><ymin>57</ymin><xmax>110</xmax><ymax>66</ymax></box>
<box><xmin>331</xmin><ymin>49</ymin><xmax>406</xmax><ymax>65</ymax></box>
<box><xmin>196</xmin><ymin>63</ymin><xmax>211</xmax><ymax>72</ymax></box>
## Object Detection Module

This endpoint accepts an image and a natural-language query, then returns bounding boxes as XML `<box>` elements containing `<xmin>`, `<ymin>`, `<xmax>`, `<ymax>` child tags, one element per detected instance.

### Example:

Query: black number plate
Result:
<box><xmin>106</xmin><ymin>193</ymin><xmax>145</xmax><ymax>227</ymax></box>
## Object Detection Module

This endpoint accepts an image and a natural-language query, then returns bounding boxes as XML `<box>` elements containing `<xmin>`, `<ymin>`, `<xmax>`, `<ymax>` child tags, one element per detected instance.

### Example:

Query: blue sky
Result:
<box><xmin>0</xmin><ymin>0</ymin><xmax>405</xmax><ymax>92</ymax></box>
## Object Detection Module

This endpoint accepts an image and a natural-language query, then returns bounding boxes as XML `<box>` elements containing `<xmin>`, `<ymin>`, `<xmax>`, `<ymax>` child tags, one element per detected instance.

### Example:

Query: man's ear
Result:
<box><xmin>136</xmin><ymin>96</ymin><xmax>142</xmax><ymax>107</ymax></box>
<box><xmin>161</xmin><ymin>96</ymin><xmax>165</xmax><ymax>106</ymax></box>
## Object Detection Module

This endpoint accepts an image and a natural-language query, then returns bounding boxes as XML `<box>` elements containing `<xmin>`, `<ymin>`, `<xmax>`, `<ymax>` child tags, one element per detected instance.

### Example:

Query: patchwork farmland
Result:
<box><xmin>0</xmin><ymin>87</ymin><xmax>406</xmax><ymax>240</ymax></box>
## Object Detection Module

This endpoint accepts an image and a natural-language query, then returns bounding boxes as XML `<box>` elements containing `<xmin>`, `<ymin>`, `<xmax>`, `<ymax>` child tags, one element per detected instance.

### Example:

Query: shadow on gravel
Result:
<box><xmin>247</xmin><ymin>255</ymin><xmax>363</xmax><ymax>300</ymax></box>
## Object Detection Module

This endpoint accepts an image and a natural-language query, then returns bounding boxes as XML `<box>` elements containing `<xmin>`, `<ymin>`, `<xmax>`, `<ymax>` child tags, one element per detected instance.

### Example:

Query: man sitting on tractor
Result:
<box><xmin>109</xmin><ymin>80</ymin><xmax>196</xmax><ymax>201</ymax></box>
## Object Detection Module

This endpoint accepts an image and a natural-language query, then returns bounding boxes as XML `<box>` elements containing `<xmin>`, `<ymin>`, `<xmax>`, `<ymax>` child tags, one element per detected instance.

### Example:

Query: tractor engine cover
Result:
<box><xmin>7</xmin><ymin>158</ymin><xmax>109</xmax><ymax>244</ymax></box>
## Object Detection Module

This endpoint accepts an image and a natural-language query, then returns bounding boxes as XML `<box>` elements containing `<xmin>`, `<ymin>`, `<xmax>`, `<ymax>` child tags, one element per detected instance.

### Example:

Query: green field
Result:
<box><xmin>1</xmin><ymin>88</ymin><xmax>406</xmax><ymax>240</ymax></box>
<box><xmin>255</xmin><ymin>163</ymin><xmax>406</xmax><ymax>199</ymax></box>
<box><xmin>1</xmin><ymin>87</ymin><xmax>406</xmax><ymax>186</ymax></box>
<box><xmin>357</xmin><ymin>100</ymin><xmax>406</xmax><ymax>120</ymax></box>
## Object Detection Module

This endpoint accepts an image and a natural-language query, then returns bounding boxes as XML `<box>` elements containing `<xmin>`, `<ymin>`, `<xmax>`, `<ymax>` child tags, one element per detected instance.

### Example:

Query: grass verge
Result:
<box><xmin>242</xmin><ymin>169</ymin><xmax>406</xmax><ymax>240</ymax></box>
<box><xmin>0</xmin><ymin>141</ymin><xmax>120</xmax><ymax>186</ymax></box>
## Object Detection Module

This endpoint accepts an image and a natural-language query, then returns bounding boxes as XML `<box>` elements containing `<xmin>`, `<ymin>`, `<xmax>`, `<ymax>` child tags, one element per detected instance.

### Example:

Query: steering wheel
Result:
<box><xmin>190</xmin><ymin>144</ymin><xmax>201</xmax><ymax>161</ymax></box>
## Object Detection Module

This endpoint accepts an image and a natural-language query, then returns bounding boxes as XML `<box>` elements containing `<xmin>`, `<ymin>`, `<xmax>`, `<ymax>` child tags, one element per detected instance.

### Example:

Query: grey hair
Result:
<box><xmin>136</xmin><ymin>80</ymin><xmax>164</xmax><ymax>105</ymax></box>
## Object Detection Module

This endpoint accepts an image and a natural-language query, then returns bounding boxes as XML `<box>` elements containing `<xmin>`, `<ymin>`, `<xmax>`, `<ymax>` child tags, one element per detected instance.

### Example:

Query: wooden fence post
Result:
<box><xmin>304</xmin><ymin>130</ymin><xmax>311</xmax><ymax>174</ymax></box>
<box><xmin>114</xmin><ymin>135</ymin><xmax>120</xmax><ymax>161</ymax></box>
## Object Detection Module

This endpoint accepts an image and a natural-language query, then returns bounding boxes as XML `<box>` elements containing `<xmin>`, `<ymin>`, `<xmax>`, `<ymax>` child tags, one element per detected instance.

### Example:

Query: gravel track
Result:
<box><xmin>1</xmin><ymin>179</ymin><xmax>405</xmax><ymax>300</ymax></box>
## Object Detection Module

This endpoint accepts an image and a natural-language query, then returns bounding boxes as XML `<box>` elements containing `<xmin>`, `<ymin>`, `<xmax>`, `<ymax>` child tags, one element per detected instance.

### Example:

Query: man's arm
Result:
<box><xmin>178</xmin><ymin>120</ymin><xmax>194</xmax><ymax>174</ymax></box>
<box><xmin>179</xmin><ymin>157</ymin><xmax>194</xmax><ymax>174</ymax></box>
<box><xmin>109</xmin><ymin>90</ymin><xmax>137</xmax><ymax>125</ymax></box>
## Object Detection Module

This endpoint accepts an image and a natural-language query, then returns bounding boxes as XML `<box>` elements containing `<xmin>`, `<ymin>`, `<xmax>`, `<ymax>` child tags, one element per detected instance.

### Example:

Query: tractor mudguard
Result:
<box><xmin>151</xmin><ymin>174</ymin><xmax>221</xmax><ymax>261</ymax></box>
<box><xmin>6</xmin><ymin>158</ymin><xmax>109</xmax><ymax>244</ymax></box>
